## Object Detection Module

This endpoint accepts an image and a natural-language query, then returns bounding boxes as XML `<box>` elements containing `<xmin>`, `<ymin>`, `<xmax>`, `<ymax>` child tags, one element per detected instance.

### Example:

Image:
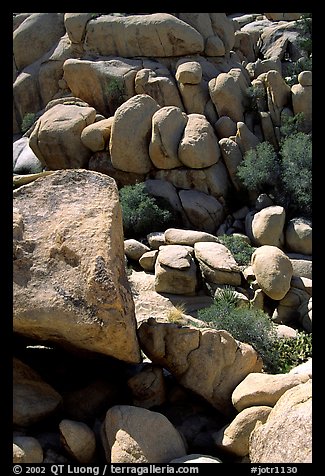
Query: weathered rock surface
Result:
<box><xmin>13</xmin><ymin>137</ymin><xmax>43</xmax><ymax>175</ymax></box>
<box><xmin>138</xmin><ymin>318</ymin><xmax>262</xmax><ymax>414</ymax></box>
<box><xmin>29</xmin><ymin>104</ymin><xmax>97</xmax><ymax>169</ymax></box>
<box><xmin>84</xmin><ymin>14</ymin><xmax>204</xmax><ymax>57</ymax></box>
<box><xmin>251</xmin><ymin>246</ymin><xmax>293</xmax><ymax>300</ymax></box>
<box><xmin>110</xmin><ymin>94</ymin><xmax>160</xmax><ymax>173</ymax></box>
<box><xmin>285</xmin><ymin>218</ymin><xmax>312</xmax><ymax>255</ymax></box>
<box><xmin>179</xmin><ymin>190</ymin><xmax>224</xmax><ymax>234</ymax></box>
<box><xmin>165</xmin><ymin>228</ymin><xmax>220</xmax><ymax>246</ymax></box>
<box><xmin>232</xmin><ymin>372</ymin><xmax>310</xmax><ymax>412</ymax></box>
<box><xmin>103</xmin><ymin>405</ymin><xmax>187</xmax><ymax>463</ymax></box>
<box><xmin>13</xmin><ymin>358</ymin><xmax>62</xmax><ymax>427</ymax></box>
<box><xmin>251</xmin><ymin>206</ymin><xmax>285</xmax><ymax>247</ymax></box>
<box><xmin>13</xmin><ymin>170</ymin><xmax>141</xmax><ymax>363</ymax></box>
<box><xmin>194</xmin><ymin>242</ymin><xmax>241</xmax><ymax>286</ymax></box>
<box><xmin>13</xmin><ymin>13</ymin><xmax>65</xmax><ymax>70</ymax></box>
<box><xmin>213</xmin><ymin>406</ymin><xmax>272</xmax><ymax>457</ymax></box>
<box><xmin>124</xmin><ymin>239</ymin><xmax>150</xmax><ymax>262</ymax></box>
<box><xmin>155</xmin><ymin>245</ymin><xmax>197</xmax><ymax>295</ymax></box>
<box><xmin>13</xmin><ymin>436</ymin><xmax>44</xmax><ymax>463</ymax></box>
<box><xmin>249</xmin><ymin>381</ymin><xmax>312</xmax><ymax>463</ymax></box>
<box><xmin>149</xmin><ymin>106</ymin><xmax>187</xmax><ymax>169</ymax></box>
<box><xmin>59</xmin><ymin>419</ymin><xmax>96</xmax><ymax>463</ymax></box>
<box><xmin>127</xmin><ymin>364</ymin><xmax>167</xmax><ymax>408</ymax></box>
<box><xmin>80</xmin><ymin>118</ymin><xmax>114</xmax><ymax>152</ymax></box>
<box><xmin>178</xmin><ymin>113</ymin><xmax>220</xmax><ymax>168</ymax></box>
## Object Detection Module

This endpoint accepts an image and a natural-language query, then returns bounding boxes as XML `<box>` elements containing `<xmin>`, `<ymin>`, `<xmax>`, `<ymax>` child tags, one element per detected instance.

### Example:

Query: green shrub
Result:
<box><xmin>119</xmin><ymin>182</ymin><xmax>178</xmax><ymax>238</ymax></box>
<box><xmin>236</xmin><ymin>141</ymin><xmax>280</xmax><ymax>195</ymax></box>
<box><xmin>272</xmin><ymin>331</ymin><xmax>312</xmax><ymax>373</ymax></box>
<box><xmin>21</xmin><ymin>113</ymin><xmax>37</xmax><ymax>133</ymax></box>
<box><xmin>197</xmin><ymin>294</ymin><xmax>280</xmax><ymax>372</ymax></box>
<box><xmin>236</xmin><ymin>132</ymin><xmax>312</xmax><ymax>219</ymax></box>
<box><xmin>197</xmin><ymin>294</ymin><xmax>312</xmax><ymax>373</ymax></box>
<box><xmin>218</xmin><ymin>234</ymin><xmax>256</xmax><ymax>267</ymax></box>
<box><xmin>280</xmin><ymin>112</ymin><xmax>305</xmax><ymax>138</ymax></box>
<box><xmin>105</xmin><ymin>77</ymin><xmax>125</xmax><ymax>114</ymax></box>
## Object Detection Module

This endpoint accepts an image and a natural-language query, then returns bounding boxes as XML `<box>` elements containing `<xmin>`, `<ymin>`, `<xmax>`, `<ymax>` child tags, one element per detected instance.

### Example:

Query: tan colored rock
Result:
<box><xmin>259</xmin><ymin>111</ymin><xmax>278</xmax><ymax>150</ymax></box>
<box><xmin>13</xmin><ymin>70</ymin><xmax>43</xmax><ymax>129</ymax></box>
<box><xmin>135</xmin><ymin>68</ymin><xmax>184</xmax><ymax>110</ymax></box>
<box><xmin>249</xmin><ymin>381</ymin><xmax>312</xmax><ymax>463</ymax></box>
<box><xmin>272</xmin><ymin>287</ymin><xmax>310</xmax><ymax>325</ymax></box>
<box><xmin>149</xmin><ymin>106</ymin><xmax>187</xmax><ymax>169</ymax></box>
<box><xmin>165</xmin><ymin>228</ymin><xmax>220</xmax><ymax>246</ymax></box>
<box><xmin>64</xmin><ymin>13</ymin><xmax>94</xmax><ymax>43</ymax></box>
<box><xmin>251</xmin><ymin>246</ymin><xmax>293</xmax><ymax>300</ymax></box>
<box><xmin>147</xmin><ymin>232</ymin><xmax>165</xmax><ymax>250</ymax></box>
<box><xmin>13</xmin><ymin>170</ymin><xmax>141</xmax><ymax>362</ymax></box>
<box><xmin>13</xmin><ymin>13</ymin><xmax>65</xmax><ymax>70</ymax></box>
<box><xmin>144</xmin><ymin>179</ymin><xmax>183</xmax><ymax>215</ymax></box>
<box><xmin>209</xmin><ymin>13</ymin><xmax>235</xmax><ymax>54</ymax></box>
<box><xmin>232</xmin><ymin>372</ymin><xmax>309</xmax><ymax>412</ymax></box>
<box><xmin>13</xmin><ymin>437</ymin><xmax>43</xmax><ymax>463</ymax></box>
<box><xmin>214</xmin><ymin>116</ymin><xmax>237</xmax><ymax>139</ymax></box>
<box><xmin>235</xmin><ymin>121</ymin><xmax>260</xmax><ymax>155</ymax></box>
<box><xmin>110</xmin><ymin>94</ymin><xmax>160</xmax><ymax>174</ymax></box>
<box><xmin>213</xmin><ymin>406</ymin><xmax>271</xmax><ymax>456</ymax></box>
<box><xmin>179</xmin><ymin>190</ymin><xmax>224</xmax><ymax>234</ymax></box>
<box><xmin>124</xmin><ymin>239</ymin><xmax>150</xmax><ymax>262</ymax></box>
<box><xmin>138</xmin><ymin>318</ymin><xmax>262</xmax><ymax>414</ymax></box>
<box><xmin>84</xmin><ymin>14</ymin><xmax>204</xmax><ymax>57</ymax></box>
<box><xmin>59</xmin><ymin>419</ymin><xmax>96</xmax><ymax>464</ymax></box>
<box><xmin>209</xmin><ymin>68</ymin><xmax>249</xmax><ymax>123</ymax></box>
<box><xmin>103</xmin><ymin>405</ymin><xmax>187</xmax><ymax>463</ymax></box>
<box><xmin>287</xmin><ymin>253</ymin><xmax>312</xmax><ymax>279</ymax></box>
<box><xmin>139</xmin><ymin>250</ymin><xmax>159</xmax><ymax>272</ymax></box>
<box><xmin>63</xmin><ymin>57</ymin><xmax>140</xmax><ymax>117</ymax></box>
<box><xmin>81</xmin><ymin>118</ymin><xmax>114</xmax><ymax>152</ymax></box>
<box><xmin>13</xmin><ymin>358</ymin><xmax>62</xmax><ymax>427</ymax></box>
<box><xmin>154</xmin><ymin>161</ymin><xmax>230</xmax><ymax>203</ymax></box>
<box><xmin>291</xmin><ymin>80</ymin><xmax>312</xmax><ymax>132</ymax></box>
<box><xmin>178</xmin><ymin>114</ymin><xmax>220</xmax><ymax>169</ymax></box>
<box><xmin>289</xmin><ymin>358</ymin><xmax>312</xmax><ymax>378</ymax></box>
<box><xmin>127</xmin><ymin>364</ymin><xmax>167</xmax><ymax>408</ymax></box>
<box><xmin>29</xmin><ymin>104</ymin><xmax>96</xmax><ymax>169</ymax></box>
<box><xmin>219</xmin><ymin>137</ymin><xmax>243</xmax><ymax>190</ymax></box>
<box><xmin>155</xmin><ymin>245</ymin><xmax>197</xmax><ymax>295</ymax></box>
<box><xmin>175</xmin><ymin>61</ymin><xmax>202</xmax><ymax>84</ymax></box>
<box><xmin>275</xmin><ymin>324</ymin><xmax>298</xmax><ymax>339</ymax></box>
<box><xmin>265</xmin><ymin>70</ymin><xmax>291</xmax><ymax>126</ymax></box>
<box><xmin>251</xmin><ymin>206</ymin><xmax>285</xmax><ymax>247</ymax></box>
<box><xmin>194</xmin><ymin>242</ymin><xmax>241</xmax><ymax>286</ymax></box>
<box><xmin>177</xmin><ymin>82</ymin><xmax>217</xmax><ymax>124</ymax></box>
<box><xmin>298</xmin><ymin>70</ymin><xmax>312</xmax><ymax>87</ymax></box>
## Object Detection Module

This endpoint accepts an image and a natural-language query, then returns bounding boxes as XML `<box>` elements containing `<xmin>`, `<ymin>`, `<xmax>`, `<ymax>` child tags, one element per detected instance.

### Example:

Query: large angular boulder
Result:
<box><xmin>83</xmin><ymin>14</ymin><xmax>204</xmax><ymax>57</ymax></box>
<box><xmin>103</xmin><ymin>405</ymin><xmax>187</xmax><ymax>463</ymax></box>
<box><xmin>29</xmin><ymin>104</ymin><xmax>97</xmax><ymax>169</ymax></box>
<box><xmin>109</xmin><ymin>94</ymin><xmax>160</xmax><ymax>173</ymax></box>
<box><xmin>194</xmin><ymin>242</ymin><xmax>241</xmax><ymax>286</ymax></box>
<box><xmin>138</xmin><ymin>318</ymin><xmax>262</xmax><ymax>414</ymax></box>
<box><xmin>251</xmin><ymin>246</ymin><xmax>293</xmax><ymax>300</ymax></box>
<box><xmin>13</xmin><ymin>170</ymin><xmax>141</xmax><ymax>363</ymax></box>
<box><xmin>13</xmin><ymin>358</ymin><xmax>62</xmax><ymax>427</ymax></box>
<box><xmin>249</xmin><ymin>381</ymin><xmax>312</xmax><ymax>463</ymax></box>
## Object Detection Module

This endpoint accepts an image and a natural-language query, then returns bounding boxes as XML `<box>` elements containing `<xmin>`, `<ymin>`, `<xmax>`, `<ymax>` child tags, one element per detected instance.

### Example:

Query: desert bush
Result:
<box><xmin>236</xmin><ymin>132</ymin><xmax>311</xmax><ymax>219</ymax></box>
<box><xmin>218</xmin><ymin>234</ymin><xmax>256</xmax><ymax>267</ymax></box>
<box><xmin>119</xmin><ymin>182</ymin><xmax>178</xmax><ymax>238</ymax></box>
<box><xmin>273</xmin><ymin>331</ymin><xmax>312</xmax><ymax>373</ymax></box>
